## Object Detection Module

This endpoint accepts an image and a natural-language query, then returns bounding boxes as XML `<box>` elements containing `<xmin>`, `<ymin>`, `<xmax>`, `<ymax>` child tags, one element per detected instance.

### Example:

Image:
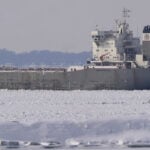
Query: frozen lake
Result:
<box><xmin>0</xmin><ymin>90</ymin><xmax>150</xmax><ymax>149</ymax></box>
<box><xmin>0</xmin><ymin>146</ymin><xmax>149</xmax><ymax>150</ymax></box>
<box><xmin>0</xmin><ymin>90</ymin><xmax>150</xmax><ymax>123</ymax></box>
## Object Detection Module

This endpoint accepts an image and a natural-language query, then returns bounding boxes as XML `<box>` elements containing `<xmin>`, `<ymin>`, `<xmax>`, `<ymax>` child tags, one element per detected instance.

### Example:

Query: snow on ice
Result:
<box><xmin>0</xmin><ymin>90</ymin><xmax>150</xmax><ymax>146</ymax></box>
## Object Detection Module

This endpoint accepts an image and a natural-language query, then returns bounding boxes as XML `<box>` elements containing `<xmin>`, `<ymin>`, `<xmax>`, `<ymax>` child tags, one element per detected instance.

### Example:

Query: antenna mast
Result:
<box><xmin>122</xmin><ymin>8</ymin><xmax>130</xmax><ymax>22</ymax></box>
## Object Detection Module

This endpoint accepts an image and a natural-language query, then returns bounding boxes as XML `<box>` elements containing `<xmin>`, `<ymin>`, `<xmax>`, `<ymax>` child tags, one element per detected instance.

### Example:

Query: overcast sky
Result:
<box><xmin>0</xmin><ymin>0</ymin><xmax>149</xmax><ymax>53</ymax></box>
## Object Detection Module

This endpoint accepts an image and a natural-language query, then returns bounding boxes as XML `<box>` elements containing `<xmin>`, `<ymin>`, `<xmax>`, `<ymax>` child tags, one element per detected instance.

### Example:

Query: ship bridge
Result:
<box><xmin>89</xmin><ymin>8</ymin><xmax>148</xmax><ymax>69</ymax></box>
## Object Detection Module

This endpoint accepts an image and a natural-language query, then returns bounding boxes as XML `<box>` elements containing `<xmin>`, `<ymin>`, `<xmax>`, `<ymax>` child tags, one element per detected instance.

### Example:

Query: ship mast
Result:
<box><xmin>122</xmin><ymin>8</ymin><xmax>130</xmax><ymax>23</ymax></box>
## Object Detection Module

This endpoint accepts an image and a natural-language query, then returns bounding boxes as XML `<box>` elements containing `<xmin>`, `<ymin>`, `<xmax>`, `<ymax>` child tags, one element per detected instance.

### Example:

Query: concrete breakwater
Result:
<box><xmin>0</xmin><ymin>70</ymin><xmax>67</xmax><ymax>90</ymax></box>
<box><xmin>0</xmin><ymin>68</ymin><xmax>150</xmax><ymax>90</ymax></box>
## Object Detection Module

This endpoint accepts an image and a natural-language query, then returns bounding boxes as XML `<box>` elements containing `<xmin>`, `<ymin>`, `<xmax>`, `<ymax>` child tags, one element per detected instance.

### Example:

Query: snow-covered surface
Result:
<box><xmin>0</xmin><ymin>90</ymin><xmax>150</xmax><ymax>148</ymax></box>
<box><xmin>0</xmin><ymin>90</ymin><xmax>150</xmax><ymax>124</ymax></box>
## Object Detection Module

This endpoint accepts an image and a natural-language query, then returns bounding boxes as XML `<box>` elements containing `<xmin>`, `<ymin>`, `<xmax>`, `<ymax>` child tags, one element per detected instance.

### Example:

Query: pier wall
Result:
<box><xmin>0</xmin><ymin>71</ymin><xmax>66</xmax><ymax>90</ymax></box>
<box><xmin>0</xmin><ymin>68</ymin><xmax>149</xmax><ymax>90</ymax></box>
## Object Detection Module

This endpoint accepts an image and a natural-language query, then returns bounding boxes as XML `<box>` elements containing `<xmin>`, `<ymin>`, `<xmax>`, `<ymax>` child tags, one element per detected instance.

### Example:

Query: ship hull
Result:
<box><xmin>0</xmin><ymin>68</ymin><xmax>149</xmax><ymax>90</ymax></box>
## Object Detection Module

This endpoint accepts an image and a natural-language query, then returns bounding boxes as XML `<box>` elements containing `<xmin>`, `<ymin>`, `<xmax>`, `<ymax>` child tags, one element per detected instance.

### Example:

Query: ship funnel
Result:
<box><xmin>142</xmin><ymin>25</ymin><xmax>150</xmax><ymax>60</ymax></box>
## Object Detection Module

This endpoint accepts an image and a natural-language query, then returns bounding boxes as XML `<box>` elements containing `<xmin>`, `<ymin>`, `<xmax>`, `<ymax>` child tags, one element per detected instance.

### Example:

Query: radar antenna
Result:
<box><xmin>95</xmin><ymin>24</ymin><xmax>99</xmax><ymax>30</ymax></box>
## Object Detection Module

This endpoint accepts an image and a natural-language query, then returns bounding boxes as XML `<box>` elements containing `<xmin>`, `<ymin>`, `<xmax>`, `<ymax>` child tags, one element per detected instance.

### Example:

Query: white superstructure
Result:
<box><xmin>89</xmin><ymin>8</ymin><xmax>149</xmax><ymax>68</ymax></box>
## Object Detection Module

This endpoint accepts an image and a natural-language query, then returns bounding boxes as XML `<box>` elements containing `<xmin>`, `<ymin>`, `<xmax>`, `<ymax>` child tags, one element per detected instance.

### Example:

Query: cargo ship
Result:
<box><xmin>0</xmin><ymin>8</ymin><xmax>150</xmax><ymax>90</ymax></box>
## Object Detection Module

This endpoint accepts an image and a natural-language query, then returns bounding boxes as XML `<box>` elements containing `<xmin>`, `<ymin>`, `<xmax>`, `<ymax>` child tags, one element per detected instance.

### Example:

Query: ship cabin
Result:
<box><xmin>88</xmin><ymin>9</ymin><xmax>149</xmax><ymax>69</ymax></box>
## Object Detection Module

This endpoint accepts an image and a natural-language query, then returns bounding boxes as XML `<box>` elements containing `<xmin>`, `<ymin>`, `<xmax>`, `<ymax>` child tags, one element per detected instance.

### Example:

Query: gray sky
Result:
<box><xmin>0</xmin><ymin>0</ymin><xmax>149</xmax><ymax>53</ymax></box>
